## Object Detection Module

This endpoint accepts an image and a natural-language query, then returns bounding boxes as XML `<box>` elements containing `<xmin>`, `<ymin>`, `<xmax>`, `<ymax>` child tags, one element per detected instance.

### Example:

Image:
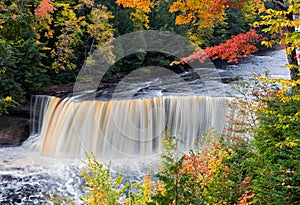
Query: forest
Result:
<box><xmin>0</xmin><ymin>0</ymin><xmax>298</xmax><ymax>105</ymax></box>
<box><xmin>0</xmin><ymin>0</ymin><xmax>299</xmax><ymax>204</ymax></box>
<box><xmin>0</xmin><ymin>0</ymin><xmax>275</xmax><ymax>105</ymax></box>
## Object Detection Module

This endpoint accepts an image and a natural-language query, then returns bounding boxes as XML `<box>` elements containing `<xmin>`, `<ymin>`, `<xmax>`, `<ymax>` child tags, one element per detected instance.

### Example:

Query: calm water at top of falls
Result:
<box><xmin>81</xmin><ymin>48</ymin><xmax>289</xmax><ymax>100</ymax></box>
<box><xmin>0</xmin><ymin>49</ymin><xmax>290</xmax><ymax>204</ymax></box>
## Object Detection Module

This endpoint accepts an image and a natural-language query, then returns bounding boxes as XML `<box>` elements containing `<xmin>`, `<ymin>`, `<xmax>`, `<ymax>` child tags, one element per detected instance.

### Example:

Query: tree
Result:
<box><xmin>0</xmin><ymin>0</ymin><xmax>47</xmax><ymax>102</ymax></box>
<box><xmin>116</xmin><ymin>0</ymin><xmax>154</xmax><ymax>30</ymax></box>
<box><xmin>97</xmin><ymin>0</ymin><xmax>134</xmax><ymax>36</ymax></box>
<box><xmin>174</xmin><ymin>0</ymin><xmax>300</xmax><ymax>80</ymax></box>
<box><xmin>0</xmin><ymin>0</ymin><xmax>116</xmax><ymax>102</ymax></box>
<box><xmin>149</xmin><ymin>0</ymin><xmax>188</xmax><ymax>35</ymax></box>
<box><xmin>33</xmin><ymin>0</ymin><xmax>115</xmax><ymax>84</ymax></box>
<box><xmin>180</xmin><ymin>30</ymin><xmax>264</xmax><ymax>64</ymax></box>
<box><xmin>250</xmin><ymin>77</ymin><xmax>300</xmax><ymax>204</ymax></box>
<box><xmin>169</xmin><ymin>0</ymin><xmax>251</xmax><ymax>45</ymax></box>
<box><xmin>254</xmin><ymin>0</ymin><xmax>300</xmax><ymax>80</ymax></box>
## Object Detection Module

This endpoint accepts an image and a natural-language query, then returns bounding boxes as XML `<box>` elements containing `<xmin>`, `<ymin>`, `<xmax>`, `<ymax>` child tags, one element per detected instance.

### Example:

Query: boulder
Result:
<box><xmin>0</xmin><ymin>103</ymin><xmax>30</xmax><ymax>147</ymax></box>
<box><xmin>0</xmin><ymin>115</ymin><xmax>30</xmax><ymax>146</ymax></box>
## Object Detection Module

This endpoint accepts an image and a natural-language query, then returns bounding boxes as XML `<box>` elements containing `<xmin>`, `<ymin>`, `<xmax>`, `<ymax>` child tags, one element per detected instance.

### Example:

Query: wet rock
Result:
<box><xmin>0</xmin><ymin>101</ymin><xmax>30</xmax><ymax>146</ymax></box>
<box><xmin>0</xmin><ymin>114</ymin><xmax>30</xmax><ymax>147</ymax></box>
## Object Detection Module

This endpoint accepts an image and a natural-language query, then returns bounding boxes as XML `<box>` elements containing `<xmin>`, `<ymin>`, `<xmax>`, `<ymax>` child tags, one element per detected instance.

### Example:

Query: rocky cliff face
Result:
<box><xmin>0</xmin><ymin>103</ymin><xmax>30</xmax><ymax>147</ymax></box>
<box><xmin>0</xmin><ymin>84</ymin><xmax>74</xmax><ymax>147</ymax></box>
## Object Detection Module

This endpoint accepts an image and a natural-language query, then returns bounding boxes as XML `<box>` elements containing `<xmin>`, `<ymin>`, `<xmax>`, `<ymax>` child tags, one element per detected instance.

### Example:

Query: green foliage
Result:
<box><xmin>229</xmin><ymin>74</ymin><xmax>300</xmax><ymax>204</ymax></box>
<box><xmin>0</xmin><ymin>38</ymin><xmax>47</xmax><ymax>102</ymax></box>
<box><xmin>150</xmin><ymin>135</ymin><xmax>188</xmax><ymax>205</ymax></box>
<box><xmin>0</xmin><ymin>1</ymin><xmax>47</xmax><ymax>102</ymax></box>
<box><xmin>150</xmin><ymin>0</ymin><xmax>188</xmax><ymax>36</ymax></box>
<box><xmin>209</xmin><ymin>8</ymin><xmax>250</xmax><ymax>46</ymax></box>
<box><xmin>250</xmin><ymin>78</ymin><xmax>300</xmax><ymax>204</ymax></box>
<box><xmin>97</xmin><ymin>0</ymin><xmax>134</xmax><ymax>36</ymax></box>
<box><xmin>0</xmin><ymin>96</ymin><xmax>18</xmax><ymax>115</ymax></box>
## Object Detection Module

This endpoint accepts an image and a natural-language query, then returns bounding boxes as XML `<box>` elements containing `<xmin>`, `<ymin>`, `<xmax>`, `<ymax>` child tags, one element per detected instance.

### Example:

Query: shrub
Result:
<box><xmin>0</xmin><ymin>96</ymin><xmax>18</xmax><ymax>115</ymax></box>
<box><xmin>80</xmin><ymin>154</ymin><xmax>127</xmax><ymax>205</ymax></box>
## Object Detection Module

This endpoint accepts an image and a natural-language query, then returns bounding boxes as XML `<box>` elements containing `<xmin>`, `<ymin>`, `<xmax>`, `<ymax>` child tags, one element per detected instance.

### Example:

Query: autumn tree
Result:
<box><xmin>254</xmin><ymin>0</ymin><xmax>300</xmax><ymax>80</ymax></box>
<box><xmin>168</xmin><ymin>0</ymin><xmax>252</xmax><ymax>45</ymax></box>
<box><xmin>0</xmin><ymin>0</ymin><xmax>116</xmax><ymax>102</ymax></box>
<box><xmin>33</xmin><ymin>0</ymin><xmax>115</xmax><ymax>72</ymax></box>
<box><xmin>175</xmin><ymin>0</ymin><xmax>300</xmax><ymax>81</ymax></box>
<box><xmin>116</xmin><ymin>0</ymin><xmax>154</xmax><ymax>30</ymax></box>
<box><xmin>179</xmin><ymin>30</ymin><xmax>263</xmax><ymax>64</ymax></box>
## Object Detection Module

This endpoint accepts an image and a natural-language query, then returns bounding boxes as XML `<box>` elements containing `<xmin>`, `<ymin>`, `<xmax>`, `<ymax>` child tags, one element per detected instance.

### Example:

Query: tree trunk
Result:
<box><xmin>286</xmin><ymin>45</ymin><xmax>299</xmax><ymax>80</ymax></box>
<box><xmin>272</xmin><ymin>0</ymin><xmax>299</xmax><ymax>80</ymax></box>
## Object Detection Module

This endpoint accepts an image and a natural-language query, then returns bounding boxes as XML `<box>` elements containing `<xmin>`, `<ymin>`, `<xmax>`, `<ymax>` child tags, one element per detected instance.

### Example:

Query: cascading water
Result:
<box><xmin>0</xmin><ymin>94</ymin><xmax>235</xmax><ymax>204</ymax></box>
<box><xmin>30</xmin><ymin>95</ymin><xmax>52</xmax><ymax>136</ymax></box>
<box><xmin>31</xmin><ymin>95</ymin><xmax>234</xmax><ymax>159</ymax></box>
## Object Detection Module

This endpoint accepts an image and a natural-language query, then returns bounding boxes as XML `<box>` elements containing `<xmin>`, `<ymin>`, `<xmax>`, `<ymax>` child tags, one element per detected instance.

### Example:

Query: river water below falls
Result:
<box><xmin>0</xmin><ymin>49</ymin><xmax>290</xmax><ymax>204</ymax></box>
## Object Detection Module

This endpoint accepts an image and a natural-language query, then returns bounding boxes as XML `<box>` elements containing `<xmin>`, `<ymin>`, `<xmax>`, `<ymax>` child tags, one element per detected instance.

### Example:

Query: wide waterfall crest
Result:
<box><xmin>29</xmin><ymin>95</ymin><xmax>234</xmax><ymax>159</ymax></box>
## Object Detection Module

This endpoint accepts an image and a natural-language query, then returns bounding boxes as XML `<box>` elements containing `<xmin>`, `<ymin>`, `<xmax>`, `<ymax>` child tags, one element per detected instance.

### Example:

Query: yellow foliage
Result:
<box><xmin>253</xmin><ymin>0</ymin><xmax>300</xmax><ymax>70</ymax></box>
<box><xmin>116</xmin><ymin>0</ymin><xmax>154</xmax><ymax>29</ymax></box>
<box><xmin>5</xmin><ymin>96</ymin><xmax>12</xmax><ymax>102</ymax></box>
<box><xmin>276</xmin><ymin>138</ymin><xmax>298</xmax><ymax>148</ymax></box>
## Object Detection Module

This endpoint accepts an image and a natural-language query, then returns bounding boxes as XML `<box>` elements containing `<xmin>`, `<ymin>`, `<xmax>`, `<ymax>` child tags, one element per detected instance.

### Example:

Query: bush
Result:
<box><xmin>80</xmin><ymin>154</ymin><xmax>127</xmax><ymax>205</ymax></box>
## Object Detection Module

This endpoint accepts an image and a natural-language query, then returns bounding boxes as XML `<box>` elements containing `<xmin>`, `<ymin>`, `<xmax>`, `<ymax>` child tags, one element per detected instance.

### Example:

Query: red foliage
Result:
<box><xmin>35</xmin><ymin>0</ymin><xmax>54</xmax><ymax>18</ymax></box>
<box><xmin>207</xmin><ymin>0</ymin><xmax>230</xmax><ymax>13</ymax></box>
<box><xmin>208</xmin><ymin>0</ymin><xmax>248</xmax><ymax>13</ymax></box>
<box><xmin>181</xmin><ymin>30</ymin><xmax>264</xmax><ymax>64</ymax></box>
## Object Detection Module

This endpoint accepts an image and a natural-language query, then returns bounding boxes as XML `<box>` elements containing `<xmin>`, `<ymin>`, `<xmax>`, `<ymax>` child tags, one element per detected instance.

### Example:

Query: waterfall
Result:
<box><xmin>30</xmin><ymin>95</ymin><xmax>52</xmax><ymax>136</ymax></box>
<box><xmin>22</xmin><ymin>95</ymin><xmax>52</xmax><ymax>152</ymax></box>
<box><xmin>30</xmin><ymin>95</ymin><xmax>235</xmax><ymax>159</ymax></box>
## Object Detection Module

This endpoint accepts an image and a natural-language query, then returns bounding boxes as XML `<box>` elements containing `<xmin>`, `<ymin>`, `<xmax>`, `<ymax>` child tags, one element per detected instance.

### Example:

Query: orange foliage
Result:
<box><xmin>35</xmin><ymin>0</ymin><xmax>55</xmax><ymax>19</ymax></box>
<box><xmin>116</xmin><ymin>0</ymin><xmax>154</xmax><ymax>29</ymax></box>
<box><xmin>169</xmin><ymin>0</ymin><xmax>250</xmax><ymax>29</ymax></box>
<box><xmin>116</xmin><ymin>0</ymin><xmax>153</xmax><ymax>13</ymax></box>
<box><xmin>179</xmin><ymin>143</ymin><xmax>233</xmax><ymax>189</ymax></box>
